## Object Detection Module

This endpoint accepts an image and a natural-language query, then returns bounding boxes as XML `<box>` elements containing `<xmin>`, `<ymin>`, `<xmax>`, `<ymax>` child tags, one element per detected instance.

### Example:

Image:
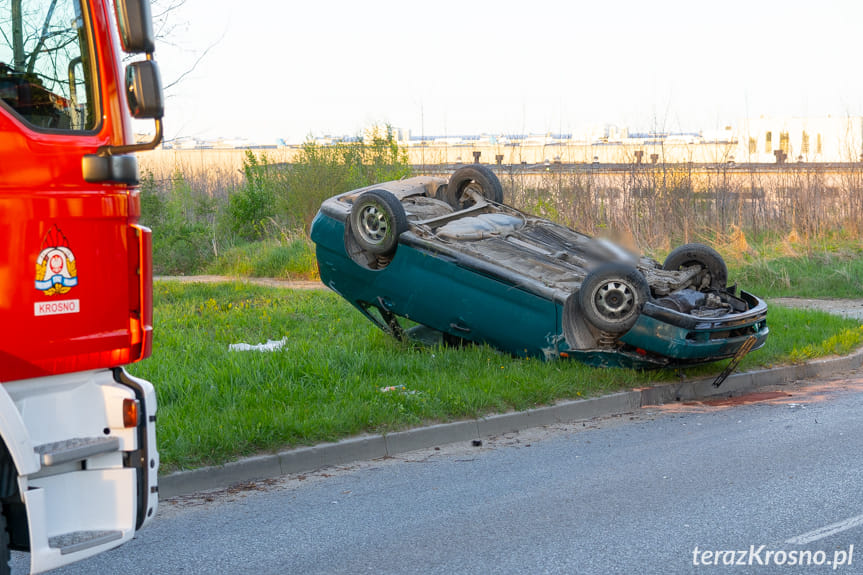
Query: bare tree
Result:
<box><xmin>4</xmin><ymin>0</ymin><xmax>75</xmax><ymax>82</ymax></box>
<box><xmin>149</xmin><ymin>0</ymin><xmax>221</xmax><ymax>93</ymax></box>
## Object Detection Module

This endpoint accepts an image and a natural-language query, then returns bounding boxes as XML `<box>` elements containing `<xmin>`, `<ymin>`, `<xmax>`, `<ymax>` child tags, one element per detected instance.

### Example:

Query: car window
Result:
<box><xmin>0</xmin><ymin>0</ymin><xmax>97</xmax><ymax>131</ymax></box>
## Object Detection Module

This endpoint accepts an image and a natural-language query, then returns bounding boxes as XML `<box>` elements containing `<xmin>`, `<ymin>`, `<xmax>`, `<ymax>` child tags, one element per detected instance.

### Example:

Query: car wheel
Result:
<box><xmin>579</xmin><ymin>263</ymin><xmax>650</xmax><ymax>334</ymax></box>
<box><xmin>662</xmin><ymin>243</ymin><xmax>727</xmax><ymax>290</ymax></box>
<box><xmin>444</xmin><ymin>165</ymin><xmax>504</xmax><ymax>208</ymax></box>
<box><xmin>349</xmin><ymin>190</ymin><xmax>408</xmax><ymax>256</ymax></box>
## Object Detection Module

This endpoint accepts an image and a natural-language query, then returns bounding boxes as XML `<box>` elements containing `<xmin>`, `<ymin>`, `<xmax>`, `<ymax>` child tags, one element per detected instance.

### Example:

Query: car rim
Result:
<box><xmin>593</xmin><ymin>280</ymin><xmax>635</xmax><ymax>319</ymax></box>
<box><xmin>358</xmin><ymin>204</ymin><xmax>388</xmax><ymax>245</ymax></box>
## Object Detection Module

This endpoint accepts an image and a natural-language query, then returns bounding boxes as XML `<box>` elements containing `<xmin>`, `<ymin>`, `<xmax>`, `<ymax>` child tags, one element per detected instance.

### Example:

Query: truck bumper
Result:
<box><xmin>0</xmin><ymin>368</ymin><xmax>158</xmax><ymax>574</ymax></box>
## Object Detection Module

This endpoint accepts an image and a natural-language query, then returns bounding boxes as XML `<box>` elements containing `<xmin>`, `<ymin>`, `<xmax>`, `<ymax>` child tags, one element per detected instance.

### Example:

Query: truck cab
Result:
<box><xmin>0</xmin><ymin>0</ymin><xmax>163</xmax><ymax>572</ymax></box>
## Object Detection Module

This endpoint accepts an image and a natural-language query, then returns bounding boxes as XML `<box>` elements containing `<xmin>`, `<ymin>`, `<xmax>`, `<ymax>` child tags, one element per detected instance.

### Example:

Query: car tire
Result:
<box><xmin>662</xmin><ymin>243</ymin><xmax>727</xmax><ymax>290</ymax></box>
<box><xmin>578</xmin><ymin>263</ymin><xmax>650</xmax><ymax>334</ymax></box>
<box><xmin>349</xmin><ymin>190</ymin><xmax>408</xmax><ymax>256</ymax></box>
<box><xmin>444</xmin><ymin>165</ymin><xmax>504</xmax><ymax>208</ymax></box>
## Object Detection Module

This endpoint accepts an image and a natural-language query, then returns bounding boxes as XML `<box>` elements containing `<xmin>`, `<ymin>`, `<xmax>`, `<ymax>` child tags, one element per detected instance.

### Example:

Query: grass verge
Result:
<box><xmin>730</xmin><ymin>252</ymin><xmax>863</xmax><ymax>298</ymax></box>
<box><xmin>130</xmin><ymin>281</ymin><xmax>863</xmax><ymax>472</ymax></box>
<box><xmin>205</xmin><ymin>237</ymin><xmax>318</xmax><ymax>280</ymax></box>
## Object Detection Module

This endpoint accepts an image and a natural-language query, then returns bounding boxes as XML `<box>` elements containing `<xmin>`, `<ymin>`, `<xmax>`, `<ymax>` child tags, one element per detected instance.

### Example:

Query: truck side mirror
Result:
<box><xmin>126</xmin><ymin>60</ymin><xmax>163</xmax><ymax>119</ymax></box>
<box><xmin>114</xmin><ymin>0</ymin><xmax>156</xmax><ymax>53</ymax></box>
<box><xmin>84</xmin><ymin>0</ymin><xmax>163</xmax><ymax>175</ymax></box>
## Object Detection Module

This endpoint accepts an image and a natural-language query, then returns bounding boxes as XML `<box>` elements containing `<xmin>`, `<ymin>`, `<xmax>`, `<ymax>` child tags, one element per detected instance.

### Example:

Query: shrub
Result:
<box><xmin>227</xmin><ymin>151</ymin><xmax>282</xmax><ymax>241</ymax></box>
<box><xmin>281</xmin><ymin>126</ymin><xmax>412</xmax><ymax>231</ymax></box>
<box><xmin>140</xmin><ymin>170</ymin><xmax>218</xmax><ymax>274</ymax></box>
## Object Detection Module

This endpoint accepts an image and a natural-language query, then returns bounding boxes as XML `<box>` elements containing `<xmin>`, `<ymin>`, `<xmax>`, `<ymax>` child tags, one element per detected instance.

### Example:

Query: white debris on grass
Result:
<box><xmin>380</xmin><ymin>385</ymin><xmax>419</xmax><ymax>395</ymax></box>
<box><xmin>229</xmin><ymin>337</ymin><xmax>288</xmax><ymax>352</ymax></box>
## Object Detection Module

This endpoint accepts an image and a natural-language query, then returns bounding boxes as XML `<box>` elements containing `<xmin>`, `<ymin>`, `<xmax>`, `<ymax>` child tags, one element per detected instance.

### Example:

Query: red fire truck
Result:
<box><xmin>0</xmin><ymin>0</ymin><xmax>163</xmax><ymax>572</ymax></box>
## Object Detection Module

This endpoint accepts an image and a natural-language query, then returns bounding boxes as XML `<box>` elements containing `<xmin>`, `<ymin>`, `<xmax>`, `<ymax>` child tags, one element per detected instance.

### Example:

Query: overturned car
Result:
<box><xmin>310</xmin><ymin>166</ymin><xmax>768</xmax><ymax>368</ymax></box>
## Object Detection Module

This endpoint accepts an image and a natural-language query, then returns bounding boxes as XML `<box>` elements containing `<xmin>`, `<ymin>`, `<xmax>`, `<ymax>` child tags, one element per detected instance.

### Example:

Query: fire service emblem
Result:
<box><xmin>35</xmin><ymin>225</ymin><xmax>78</xmax><ymax>296</ymax></box>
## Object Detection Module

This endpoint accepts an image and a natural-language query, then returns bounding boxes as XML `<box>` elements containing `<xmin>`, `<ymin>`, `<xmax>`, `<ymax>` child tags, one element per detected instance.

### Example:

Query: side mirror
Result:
<box><xmin>126</xmin><ymin>60</ymin><xmax>163</xmax><ymax>119</ymax></box>
<box><xmin>85</xmin><ymin>0</ymin><xmax>163</xmax><ymax>166</ymax></box>
<box><xmin>114</xmin><ymin>0</ymin><xmax>156</xmax><ymax>53</ymax></box>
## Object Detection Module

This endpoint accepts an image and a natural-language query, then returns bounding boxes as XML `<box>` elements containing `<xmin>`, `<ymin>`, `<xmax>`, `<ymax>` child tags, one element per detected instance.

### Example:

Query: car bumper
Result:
<box><xmin>619</xmin><ymin>292</ymin><xmax>769</xmax><ymax>363</ymax></box>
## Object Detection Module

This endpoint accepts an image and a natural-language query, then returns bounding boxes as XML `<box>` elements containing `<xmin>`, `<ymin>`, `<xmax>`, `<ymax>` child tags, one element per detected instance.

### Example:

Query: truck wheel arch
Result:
<box><xmin>0</xmin><ymin>385</ymin><xmax>40</xmax><ymax>479</ymax></box>
<box><xmin>0</xmin><ymin>385</ymin><xmax>36</xmax><ymax>559</ymax></box>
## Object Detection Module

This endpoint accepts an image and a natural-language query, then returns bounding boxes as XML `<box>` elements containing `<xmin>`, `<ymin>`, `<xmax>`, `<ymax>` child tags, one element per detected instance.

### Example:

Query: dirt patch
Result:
<box><xmin>649</xmin><ymin>373</ymin><xmax>863</xmax><ymax>414</ymax></box>
<box><xmin>697</xmin><ymin>391</ymin><xmax>792</xmax><ymax>406</ymax></box>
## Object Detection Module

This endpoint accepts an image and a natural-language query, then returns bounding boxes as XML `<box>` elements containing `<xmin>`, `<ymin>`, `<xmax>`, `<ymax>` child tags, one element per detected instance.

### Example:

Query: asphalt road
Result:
<box><xmin>27</xmin><ymin>371</ymin><xmax>863</xmax><ymax>575</ymax></box>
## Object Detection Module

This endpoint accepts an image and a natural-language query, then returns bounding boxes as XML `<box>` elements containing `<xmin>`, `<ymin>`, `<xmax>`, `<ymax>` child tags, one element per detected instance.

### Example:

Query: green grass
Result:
<box><xmin>130</xmin><ymin>281</ymin><xmax>863</xmax><ymax>471</ymax></box>
<box><xmin>730</xmin><ymin>253</ymin><xmax>863</xmax><ymax>298</ymax></box>
<box><xmin>205</xmin><ymin>237</ymin><xmax>318</xmax><ymax>280</ymax></box>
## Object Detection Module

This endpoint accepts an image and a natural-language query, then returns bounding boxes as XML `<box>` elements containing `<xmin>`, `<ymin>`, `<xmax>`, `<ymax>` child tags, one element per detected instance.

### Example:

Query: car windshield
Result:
<box><xmin>0</xmin><ymin>0</ymin><xmax>97</xmax><ymax>131</ymax></box>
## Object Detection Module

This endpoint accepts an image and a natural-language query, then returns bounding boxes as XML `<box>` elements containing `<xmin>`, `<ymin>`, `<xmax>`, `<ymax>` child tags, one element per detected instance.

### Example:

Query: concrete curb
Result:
<box><xmin>158</xmin><ymin>347</ymin><xmax>863</xmax><ymax>499</ymax></box>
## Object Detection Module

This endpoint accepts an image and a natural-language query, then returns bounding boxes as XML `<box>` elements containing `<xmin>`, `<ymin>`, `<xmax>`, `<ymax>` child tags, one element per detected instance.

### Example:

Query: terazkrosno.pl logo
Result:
<box><xmin>35</xmin><ymin>225</ymin><xmax>78</xmax><ymax>296</ymax></box>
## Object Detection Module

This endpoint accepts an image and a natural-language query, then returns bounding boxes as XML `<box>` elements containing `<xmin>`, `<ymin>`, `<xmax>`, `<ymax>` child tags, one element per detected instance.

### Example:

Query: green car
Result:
<box><xmin>311</xmin><ymin>166</ymin><xmax>768</xmax><ymax>368</ymax></box>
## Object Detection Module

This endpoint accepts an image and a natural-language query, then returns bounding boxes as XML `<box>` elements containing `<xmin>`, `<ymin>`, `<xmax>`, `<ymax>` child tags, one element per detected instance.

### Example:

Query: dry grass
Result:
<box><xmin>141</xmin><ymin>149</ymin><xmax>863</xmax><ymax>265</ymax></box>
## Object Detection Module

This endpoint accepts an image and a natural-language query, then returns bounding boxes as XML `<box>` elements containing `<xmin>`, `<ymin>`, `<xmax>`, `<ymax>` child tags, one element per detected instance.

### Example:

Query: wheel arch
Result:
<box><xmin>0</xmin><ymin>384</ymin><xmax>38</xmax><ymax>556</ymax></box>
<box><xmin>345</xmin><ymin>189</ymin><xmax>408</xmax><ymax>269</ymax></box>
<box><xmin>0</xmin><ymin>386</ymin><xmax>39</xmax><ymax>481</ymax></box>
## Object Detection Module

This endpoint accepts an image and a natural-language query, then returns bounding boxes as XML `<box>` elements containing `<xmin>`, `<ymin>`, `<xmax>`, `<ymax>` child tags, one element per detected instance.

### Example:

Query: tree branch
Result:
<box><xmin>26</xmin><ymin>0</ymin><xmax>59</xmax><ymax>74</ymax></box>
<box><xmin>162</xmin><ymin>33</ymin><xmax>222</xmax><ymax>92</ymax></box>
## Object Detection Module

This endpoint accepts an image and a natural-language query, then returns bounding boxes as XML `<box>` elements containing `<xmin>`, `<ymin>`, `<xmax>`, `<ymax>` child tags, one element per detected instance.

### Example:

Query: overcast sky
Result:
<box><xmin>153</xmin><ymin>0</ymin><xmax>863</xmax><ymax>144</ymax></box>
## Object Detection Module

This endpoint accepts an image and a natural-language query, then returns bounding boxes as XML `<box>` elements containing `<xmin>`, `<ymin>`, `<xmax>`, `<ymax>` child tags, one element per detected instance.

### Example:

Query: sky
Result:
<box><xmin>152</xmin><ymin>0</ymin><xmax>863</xmax><ymax>145</ymax></box>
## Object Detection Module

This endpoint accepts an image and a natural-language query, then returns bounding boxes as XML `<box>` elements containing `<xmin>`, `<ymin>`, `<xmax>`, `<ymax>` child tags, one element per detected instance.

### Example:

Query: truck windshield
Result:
<box><xmin>0</xmin><ymin>0</ymin><xmax>97</xmax><ymax>131</ymax></box>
